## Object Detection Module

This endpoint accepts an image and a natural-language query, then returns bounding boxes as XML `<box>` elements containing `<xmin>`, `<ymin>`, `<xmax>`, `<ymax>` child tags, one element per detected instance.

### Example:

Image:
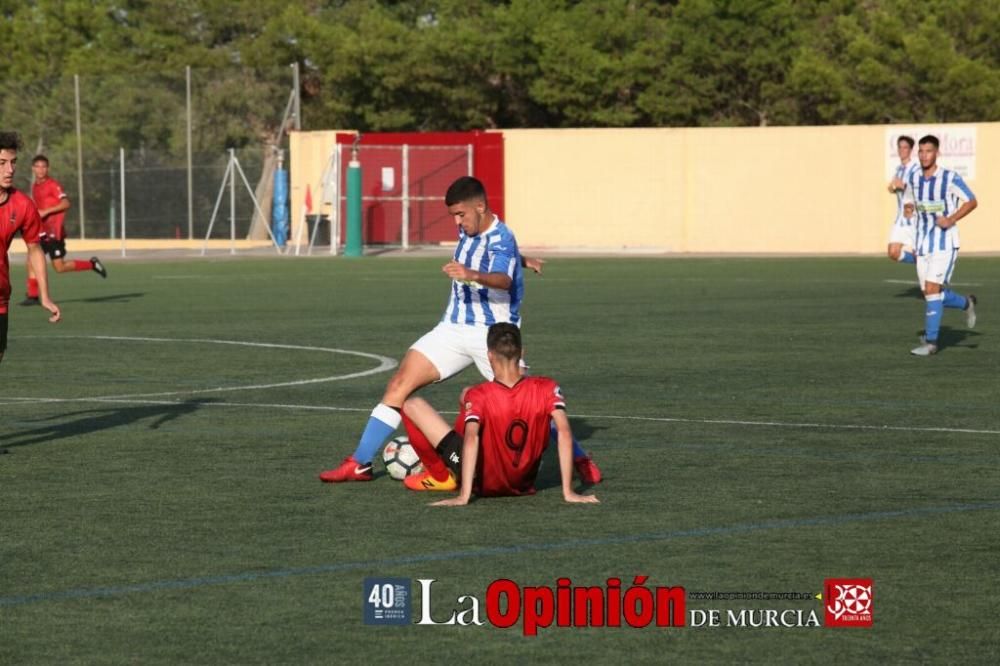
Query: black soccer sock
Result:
<box><xmin>436</xmin><ymin>430</ymin><xmax>463</xmax><ymax>475</ymax></box>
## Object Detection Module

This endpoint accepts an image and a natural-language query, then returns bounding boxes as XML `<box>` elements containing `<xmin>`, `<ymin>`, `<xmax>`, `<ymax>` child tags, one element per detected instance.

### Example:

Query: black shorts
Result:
<box><xmin>0</xmin><ymin>313</ymin><xmax>7</xmax><ymax>355</ymax></box>
<box><xmin>40</xmin><ymin>236</ymin><xmax>67</xmax><ymax>260</ymax></box>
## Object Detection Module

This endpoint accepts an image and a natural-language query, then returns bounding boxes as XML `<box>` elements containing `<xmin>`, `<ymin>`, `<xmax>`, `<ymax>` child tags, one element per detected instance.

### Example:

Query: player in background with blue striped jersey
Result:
<box><xmin>320</xmin><ymin>176</ymin><xmax>602</xmax><ymax>483</ymax></box>
<box><xmin>886</xmin><ymin>135</ymin><xmax>920</xmax><ymax>264</ymax></box>
<box><xmin>906</xmin><ymin>135</ymin><xmax>978</xmax><ymax>356</ymax></box>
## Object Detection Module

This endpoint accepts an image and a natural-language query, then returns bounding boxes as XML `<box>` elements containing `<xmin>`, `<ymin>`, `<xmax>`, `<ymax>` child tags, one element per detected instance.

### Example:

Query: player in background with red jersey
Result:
<box><xmin>21</xmin><ymin>154</ymin><xmax>105</xmax><ymax>305</ymax></box>
<box><xmin>0</xmin><ymin>132</ymin><xmax>62</xmax><ymax>364</ymax></box>
<box><xmin>400</xmin><ymin>322</ymin><xmax>599</xmax><ymax>505</ymax></box>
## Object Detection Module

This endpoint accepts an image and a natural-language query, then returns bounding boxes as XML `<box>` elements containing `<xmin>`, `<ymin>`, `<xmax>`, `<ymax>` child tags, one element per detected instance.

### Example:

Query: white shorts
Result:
<box><xmin>410</xmin><ymin>322</ymin><xmax>492</xmax><ymax>382</ymax></box>
<box><xmin>888</xmin><ymin>218</ymin><xmax>915</xmax><ymax>246</ymax></box>
<box><xmin>917</xmin><ymin>250</ymin><xmax>958</xmax><ymax>289</ymax></box>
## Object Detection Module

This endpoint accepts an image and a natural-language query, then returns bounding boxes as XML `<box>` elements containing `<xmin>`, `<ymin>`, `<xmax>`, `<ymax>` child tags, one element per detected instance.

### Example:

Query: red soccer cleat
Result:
<box><xmin>319</xmin><ymin>456</ymin><xmax>374</xmax><ymax>483</ymax></box>
<box><xmin>574</xmin><ymin>453</ymin><xmax>603</xmax><ymax>485</ymax></box>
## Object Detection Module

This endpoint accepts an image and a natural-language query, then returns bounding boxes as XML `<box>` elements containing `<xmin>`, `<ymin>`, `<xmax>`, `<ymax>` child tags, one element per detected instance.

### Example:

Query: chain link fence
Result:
<box><xmin>5</xmin><ymin>68</ymin><xmax>285</xmax><ymax>241</ymax></box>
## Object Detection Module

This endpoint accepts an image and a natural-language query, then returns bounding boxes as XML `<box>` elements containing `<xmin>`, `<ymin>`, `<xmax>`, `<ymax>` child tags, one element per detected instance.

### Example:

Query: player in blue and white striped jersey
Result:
<box><xmin>886</xmin><ymin>135</ymin><xmax>921</xmax><ymax>264</ymax></box>
<box><xmin>905</xmin><ymin>135</ymin><xmax>979</xmax><ymax>356</ymax></box>
<box><xmin>440</xmin><ymin>208</ymin><xmax>524</xmax><ymax>328</ymax></box>
<box><xmin>321</xmin><ymin>176</ymin><xmax>602</xmax><ymax>483</ymax></box>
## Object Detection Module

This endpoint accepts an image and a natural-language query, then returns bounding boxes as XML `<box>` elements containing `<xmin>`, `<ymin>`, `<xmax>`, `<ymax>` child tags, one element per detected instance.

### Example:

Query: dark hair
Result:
<box><xmin>32</xmin><ymin>154</ymin><xmax>49</xmax><ymax>165</ymax></box>
<box><xmin>445</xmin><ymin>176</ymin><xmax>487</xmax><ymax>207</ymax></box>
<box><xmin>919</xmin><ymin>134</ymin><xmax>940</xmax><ymax>149</ymax></box>
<box><xmin>487</xmin><ymin>323</ymin><xmax>521</xmax><ymax>361</ymax></box>
<box><xmin>0</xmin><ymin>131</ymin><xmax>22</xmax><ymax>152</ymax></box>
<box><xmin>897</xmin><ymin>135</ymin><xmax>914</xmax><ymax>149</ymax></box>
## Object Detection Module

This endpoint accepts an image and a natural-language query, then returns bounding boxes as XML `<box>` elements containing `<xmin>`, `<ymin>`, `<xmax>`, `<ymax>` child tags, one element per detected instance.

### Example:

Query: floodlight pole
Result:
<box><xmin>119</xmin><ymin>148</ymin><xmax>127</xmax><ymax>257</ymax></box>
<box><xmin>186</xmin><ymin>65</ymin><xmax>194</xmax><ymax>240</ymax></box>
<box><xmin>229</xmin><ymin>148</ymin><xmax>236</xmax><ymax>255</ymax></box>
<box><xmin>291</xmin><ymin>62</ymin><xmax>301</xmax><ymax>130</ymax></box>
<box><xmin>74</xmin><ymin>74</ymin><xmax>86</xmax><ymax>240</ymax></box>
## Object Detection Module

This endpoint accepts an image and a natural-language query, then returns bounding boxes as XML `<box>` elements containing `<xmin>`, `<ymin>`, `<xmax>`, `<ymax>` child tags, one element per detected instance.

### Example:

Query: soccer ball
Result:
<box><xmin>382</xmin><ymin>436</ymin><xmax>424</xmax><ymax>480</ymax></box>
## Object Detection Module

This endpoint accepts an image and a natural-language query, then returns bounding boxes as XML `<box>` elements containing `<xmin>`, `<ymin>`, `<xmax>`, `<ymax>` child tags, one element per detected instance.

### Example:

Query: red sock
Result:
<box><xmin>26</xmin><ymin>278</ymin><xmax>39</xmax><ymax>298</ymax></box>
<box><xmin>401</xmin><ymin>412</ymin><xmax>451</xmax><ymax>481</ymax></box>
<box><xmin>73</xmin><ymin>260</ymin><xmax>91</xmax><ymax>271</ymax></box>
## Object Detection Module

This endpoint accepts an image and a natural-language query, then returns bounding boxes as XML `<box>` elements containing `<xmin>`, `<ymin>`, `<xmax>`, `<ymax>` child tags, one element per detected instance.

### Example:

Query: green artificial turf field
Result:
<box><xmin>2</xmin><ymin>255</ymin><xmax>998</xmax><ymax>663</ymax></box>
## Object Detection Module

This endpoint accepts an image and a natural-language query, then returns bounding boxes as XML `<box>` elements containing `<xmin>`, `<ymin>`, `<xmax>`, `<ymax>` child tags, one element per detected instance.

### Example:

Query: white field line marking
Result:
<box><xmin>2</xmin><ymin>395</ymin><xmax>998</xmax><ymax>436</ymax></box>
<box><xmin>572</xmin><ymin>413</ymin><xmax>1000</xmax><ymax>436</ymax></box>
<box><xmin>0</xmin><ymin>336</ymin><xmax>397</xmax><ymax>401</ymax></box>
<box><xmin>883</xmin><ymin>278</ymin><xmax>982</xmax><ymax>287</ymax></box>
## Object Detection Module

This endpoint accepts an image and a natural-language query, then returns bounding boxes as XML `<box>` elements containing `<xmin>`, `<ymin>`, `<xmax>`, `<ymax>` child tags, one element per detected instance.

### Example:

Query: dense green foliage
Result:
<box><xmin>2</xmin><ymin>0</ymin><xmax>998</xmax><ymax>159</ymax></box>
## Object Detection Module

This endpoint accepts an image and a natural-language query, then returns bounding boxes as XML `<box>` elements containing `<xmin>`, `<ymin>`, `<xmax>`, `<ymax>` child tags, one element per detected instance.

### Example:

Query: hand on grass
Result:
<box><xmin>431</xmin><ymin>496</ymin><xmax>469</xmax><ymax>507</ymax></box>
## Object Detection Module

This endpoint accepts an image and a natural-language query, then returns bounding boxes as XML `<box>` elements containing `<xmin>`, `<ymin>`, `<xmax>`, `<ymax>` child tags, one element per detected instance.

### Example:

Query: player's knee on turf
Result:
<box><xmin>887</xmin><ymin>244</ymin><xmax>901</xmax><ymax>261</ymax></box>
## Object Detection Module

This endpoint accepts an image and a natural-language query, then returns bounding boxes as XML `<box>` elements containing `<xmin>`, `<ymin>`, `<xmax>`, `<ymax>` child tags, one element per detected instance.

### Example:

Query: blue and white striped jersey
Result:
<box><xmin>442</xmin><ymin>216</ymin><xmax>523</xmax><ymax>327</ymax></box>
<box><xmin>907</xmin><ymin>167</ymin><xmax>976</xmax><ymax>255</ymax></box>
<box><xmin>894</xmin><ymin>159</ymin><xmax>921</xmax><ymax>218</ymax></box>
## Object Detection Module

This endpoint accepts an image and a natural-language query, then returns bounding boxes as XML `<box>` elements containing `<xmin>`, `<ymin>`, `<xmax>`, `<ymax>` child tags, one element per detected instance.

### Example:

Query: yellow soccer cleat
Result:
<box><xmin>404</xmin><ymin>470</ymin><xmax>457</xmax><ymax>491</ymax></box>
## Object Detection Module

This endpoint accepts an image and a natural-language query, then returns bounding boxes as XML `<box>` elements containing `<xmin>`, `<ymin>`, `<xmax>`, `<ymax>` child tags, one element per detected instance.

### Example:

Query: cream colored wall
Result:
<box><xmin>287</xmin><ymin>124</ymin><xmax>995</xmax><ymax>253</ymax></box>
<box><xmin>288</xmin><ymin>130</ymin><xmax>352</xmax><ymax>248</ymax></box>
<box><xmin>504</xmin><ymin>124</ymin><xmax>996</xmax><ymax>253</ymax></box>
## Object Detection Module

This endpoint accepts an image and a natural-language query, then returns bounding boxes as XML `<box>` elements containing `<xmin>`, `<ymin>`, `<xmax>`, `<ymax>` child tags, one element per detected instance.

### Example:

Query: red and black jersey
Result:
<box><xmin>0</xmin><ymin>188</ymin><xmax>42</xmax><ymax>313</ymax></box>
<box><xmin>31</xmin><ymin>176</ymin><xmax>68</xmax><ymax>240</ymax></box>
<box><xmin>463</xmin><ymin>376</ymin><xmax>566</xmax><ymax>497</ymax></box>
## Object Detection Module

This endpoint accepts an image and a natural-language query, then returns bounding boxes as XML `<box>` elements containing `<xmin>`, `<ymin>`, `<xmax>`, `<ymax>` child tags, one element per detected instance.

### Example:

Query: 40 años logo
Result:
<box><xmin>416</xmin><ymin>576</ymin><xmax>685</xmax><ymax>635</ymax></box>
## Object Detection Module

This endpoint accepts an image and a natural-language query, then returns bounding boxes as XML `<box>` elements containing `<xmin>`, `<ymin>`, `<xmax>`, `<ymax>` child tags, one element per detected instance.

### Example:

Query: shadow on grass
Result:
<box><xmin>936</xmin><ymin>327</ymin><xmax>981</xmax><ymax>351</ymax></box>
<box><xmin>56</xmin><ymin>292</ymin><xmax>146</xmax><ymax>304</ymax></box>
<box><xmin>894</xmin><ymin>286</ymin><xmax>924</xmax><ymax>299</ymax></box>
<box><xmin>0</xmin><ymin>399</ymin><xmax>211</xmax><ymax>451</ymax></box>
<box><xmin>534</xmin><ymin>417</ymin><xmax>607</xmax><ymax>491</ymax></box>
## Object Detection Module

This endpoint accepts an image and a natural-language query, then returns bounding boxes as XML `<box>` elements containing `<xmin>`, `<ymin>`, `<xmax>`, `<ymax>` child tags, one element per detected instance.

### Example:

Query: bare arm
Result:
<box><xmin>937</xmin><ymin>199</ymin><xmax>977</xmax><ymax>229</ymax></box>
<box><xmin>38</xmin><ymin>197</ymin><xmax>70</xmax><ymax>218</ymax></box>
<box><xmin>442</xmin><ymin>260</ymin><xmax>512</xmax><ymax>290</ymax></box>
<box><xmin>552</xmin><ymin>410</ymin><xmax>599</xmax><ymax>504</ymax></box>
<box><xmin>431</xmin><ymin>421</ymin><xmax>480</xmax><ymax>506</ymax></box>
<box><xmin>521</xmin><ymin>255</ymin><xmax>545</xmax><ymax>274</ymax></box>
<box><xmin>26</xmin><ymin>243</ymin><xmax>61</xmax><ymax>322</ymax></box>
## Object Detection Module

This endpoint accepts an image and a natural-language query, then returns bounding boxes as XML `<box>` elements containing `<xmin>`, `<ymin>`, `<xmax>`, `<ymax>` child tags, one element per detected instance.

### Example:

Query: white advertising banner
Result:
<box><xmin>885</xmin><ymin>126</ymin><xmax>976</xmax><ymax>180</ymax></box>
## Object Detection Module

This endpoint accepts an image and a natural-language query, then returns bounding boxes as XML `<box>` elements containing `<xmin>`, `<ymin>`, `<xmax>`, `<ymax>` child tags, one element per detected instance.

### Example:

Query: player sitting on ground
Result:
<box><xmin>399</xmin><ymin>322</ymin><xmax>599</xmax><ymax>506</ymax></box>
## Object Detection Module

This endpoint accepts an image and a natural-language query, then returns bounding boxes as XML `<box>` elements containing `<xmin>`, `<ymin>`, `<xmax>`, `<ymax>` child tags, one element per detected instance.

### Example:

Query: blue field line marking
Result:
<box><xmin>3</xmin><ymin>500</ymin><xmax>999</xmax><ymax>608</ymax></box>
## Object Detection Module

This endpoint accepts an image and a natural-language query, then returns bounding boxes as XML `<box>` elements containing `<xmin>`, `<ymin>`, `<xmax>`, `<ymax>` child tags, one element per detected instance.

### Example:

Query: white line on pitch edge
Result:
<box><xmin>1</xmin><ymin>396</ymin><xmax>997</xmax><ymax>436</ymax></box>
